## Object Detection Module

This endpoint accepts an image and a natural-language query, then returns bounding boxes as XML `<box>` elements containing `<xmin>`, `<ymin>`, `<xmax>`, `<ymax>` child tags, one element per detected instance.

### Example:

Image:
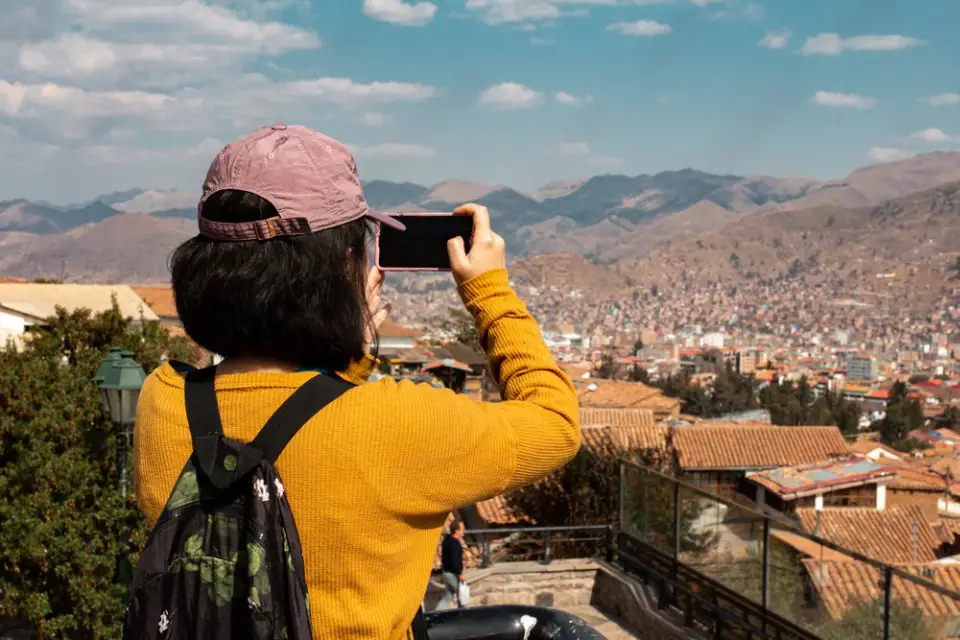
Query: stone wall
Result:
<box><xmin>464</xmin><ymin>559</ymin><xmax>598</xmax><ymax>609</ymax></box>
<box><xmin>591</xmin><ymin>562</ymin><xmax>694</xmax><ymax>640</ymax></box>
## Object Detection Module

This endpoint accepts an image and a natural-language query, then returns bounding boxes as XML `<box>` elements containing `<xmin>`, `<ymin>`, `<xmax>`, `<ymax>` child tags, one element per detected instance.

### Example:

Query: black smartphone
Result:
<box><xmin>375</xmin><ymin>213</ymin><xmax>474</xmax><ymax>271</ymax></box>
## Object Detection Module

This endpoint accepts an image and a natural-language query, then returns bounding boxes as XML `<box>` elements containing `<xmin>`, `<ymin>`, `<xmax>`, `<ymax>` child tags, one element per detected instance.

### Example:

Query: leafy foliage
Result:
<box><xmin>506</xmin><ymin>444</ymin><xmax>715</xmax><ymax>557</ymax></box>
<box><xmin>815</xmin><ymin>597</ymin><xmax>932</xmax><ymax>640</ymax></box>
<box><xmin>880</xmin><ymin>381</ymin><xmax>925</xmax><ymax>447</ymax></box>
<box><xmin>0</xmin><ymin>303</ymin><xmax>198</xmax><ymax>638</ymax></box>
<box><xmin>760</xmin><ymin>378</ymin><xmax>861</xmax><ymax>433</ymax></box>
<box><xmin>593</xmin><ymin>354</ymin><xmax>618</xmax><ymax>380</ymax></box>
<box><xmin>654</xmin><ymin>364</ymin><xmax>758</xmax><ymax>418</ymax></box>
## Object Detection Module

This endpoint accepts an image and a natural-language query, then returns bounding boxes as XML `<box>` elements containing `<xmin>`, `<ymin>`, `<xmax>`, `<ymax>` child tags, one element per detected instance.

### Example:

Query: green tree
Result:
<box><xmin>0</xmin><ymin>303</ymin><xmax>198</xmax><ymax>638</ymax></box>
<box><xmin>815</xmin><ymin>598</ymin><xmax>931</xmax><ymax>640</ymax></box>
<box><xmin>881</xmin><ymin>402</ymin><xmax>911</xmax><ymax>447</ymax></box>
<box><xmin>507</xmin><ymin>444</ymin><xmax>716</xmax><ymax>558</ymax></box>
<box><xmin>942</xmin><ymin>405</ymin><xmax>960</xmax><ymax>428</ymax></box>
<box><xmin>628</xmin><ymin>365</ymin><xmax>651</xmax><ymax>384</ymax></box>
<box><xmin>880</xmin><ymin>381</ymin><xmax>925</xmax><ymax>447</ymax></box>
<box><xmin>594</xmin><ymin>354</ymin><xmax>619</xmax><ymax>380</ymax></box>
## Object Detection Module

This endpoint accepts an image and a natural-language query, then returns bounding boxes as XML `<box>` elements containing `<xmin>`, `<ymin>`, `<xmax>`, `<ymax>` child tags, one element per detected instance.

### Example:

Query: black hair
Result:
<box><xmin>170</xmin><ymin>190</ymin><xmax>375</xmax><ymax>370</ymax></box>
<box><xmin>448</xmin><ymin>518</ymin><xmax>463</xmax><ymax>535</ymax></box>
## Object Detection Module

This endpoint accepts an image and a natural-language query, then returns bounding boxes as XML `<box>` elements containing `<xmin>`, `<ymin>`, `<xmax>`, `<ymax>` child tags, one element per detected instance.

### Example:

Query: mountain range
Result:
<box><xmin>1</xmin><ymin>152</ymin><xmax>959</xmax><ymax>284</ymax></box>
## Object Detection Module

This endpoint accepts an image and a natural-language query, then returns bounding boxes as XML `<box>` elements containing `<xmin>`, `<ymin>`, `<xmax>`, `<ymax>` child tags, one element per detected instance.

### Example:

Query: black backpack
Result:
<box><xmin>124</xmin><ymin>366</ymin><xmax>430</xmax><ymax>639</ymax></box>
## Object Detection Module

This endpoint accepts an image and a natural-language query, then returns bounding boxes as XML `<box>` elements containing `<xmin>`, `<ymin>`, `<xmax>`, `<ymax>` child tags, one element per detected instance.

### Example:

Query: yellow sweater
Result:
<box><xmin>133</xmin><ymin>268</ymin><xmax>581</xmax><ymax>639</ymax></box>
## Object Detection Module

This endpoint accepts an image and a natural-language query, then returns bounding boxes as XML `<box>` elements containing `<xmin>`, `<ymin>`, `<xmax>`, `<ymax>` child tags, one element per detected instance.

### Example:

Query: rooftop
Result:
<box><xmin>0</xmin><ymin>283</ymin><xmax>158</xmax><ymax>323</ymax></box>
<box><xmin>796</xmin><ymin>505</ymin><xmax>942</xmax><ymax>564</ymax></box>
<box><xmin>130</xmin><ymin>285</ymin><xmax>178</xmax><ymax>319</ymax></box>
<box><xmin>671</xmin><ymin>425</ymin><xmax>849</xmax><ymax>471</ymax></box>
<box><xmin>804</xmin><ymin>559</ymin><xmax>960</xmax><ymax>621</ymax></box>
<box><xmin>749</xmin><ymin>456</ymin><xmax>899</xmax><ymax>500</ymax></box>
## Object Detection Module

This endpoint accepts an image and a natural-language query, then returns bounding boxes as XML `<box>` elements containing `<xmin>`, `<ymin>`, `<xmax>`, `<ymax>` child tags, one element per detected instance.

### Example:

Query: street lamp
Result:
<box><xmin>96</xmin><ymin>350</ymin><xmax>146</xmax><ymax>497</ymax></box>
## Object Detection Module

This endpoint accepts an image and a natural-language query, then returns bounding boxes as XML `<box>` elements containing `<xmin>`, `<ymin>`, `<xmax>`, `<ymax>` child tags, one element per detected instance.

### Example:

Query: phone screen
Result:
<box><xmin>377</xmin><ymin>214</ymin><xmax>474</xmax><ymax>270</ymax></box>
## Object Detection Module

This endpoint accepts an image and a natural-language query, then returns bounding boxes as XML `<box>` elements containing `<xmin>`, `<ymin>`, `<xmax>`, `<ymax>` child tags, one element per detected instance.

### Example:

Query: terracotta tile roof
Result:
<box><xmin>803</xmin><ymin>560</ymin><xmax>960</xmax><ymax>621</ymax></box>
<box><xmin>580</xmin><ymin>424</ymin><xmax>668</xmax><ymax>457</ymax></box>
<box><xmin>671</xmin><ymin>425</ymin><xmax>849</xmax><ymax>471</ymax></box>
<box><xmin>580</xmin><ymin>407</ymin><xmax>655</xmax><ymax>428</ymax></box>
<box><xmin>796</xmin><ymin>506</ymin><xmax>942</xmax><ymax>564</ymax></box>
<box><xmin>473</xmin><ymin>494</ymin><xmax>520</xmax><ymax>526</ymax></box>
<box><xmin>848</xmin><ymin>440</ymin><xmax>903</xmax><ymax>459</ymax></box>
<box><xmin>575</xmin><ymin>379</ymin><xmax>680</xmax><ymax>415</ymax></box>
<box><xmin>378</xmin><ymin>318</ymin><xmax>421</xmax><ymax>338</ymax></box>
<box><xmin>769</xmin><ymin>529</ymin><xmax>854</xmax><ymax>562</ymax></box>
<box><xmin>939</xmin><ymin>518</ymin><xmax>960</xmax><ymax>543</ymax></box>
<box><xmin>884</xmin><ymin>459</ymin><xmax>951</xmax><ymax>492</ymax></box>
<box><xmin>750</xmin><ymin>457</ymin><xmax>899</xmax><ymax>500</ymax></box>
<box><xmin>130</xmin><ymin>285</ymin><xmax>178</xmax><ymax>319</ymax></box>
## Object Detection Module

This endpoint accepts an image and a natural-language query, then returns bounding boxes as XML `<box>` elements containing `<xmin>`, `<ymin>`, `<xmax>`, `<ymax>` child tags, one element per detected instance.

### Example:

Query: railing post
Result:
<box><xmin>543</xmin><ymin>531</ymin><xmax>553</xmax><ymax>564</ymax></box>
<box><xmin>673</xmin><ymin>480</ymin><xmax>681</xmax><ymax>601</ymax></box>
<box><xmin>604</xmin><ymin>525</ymin><xmax>614</xmax><ymax>563</ymax></box>
<box><xmin>481</xmin><ymin>534</ymin><xmax>491</xmax><ymax>569</ymax></box>
<box><xmin>882</xmin><ymin>566</ymin><xmax>893</xmax><ymax>640</ymax></box>
<box><xmin>673</xmin><ymin>480</ymin><xmax>681</xmax><ymax>560</ymax></box>
<box><xmin>619</xmin><ymin>462</ymin><xmax>626</xmax><ymax>535</ymax></box>
<box><xmin>761</xmin><ymin>517</ymin><xmax>770</xmax><ymax>634</ymax></box>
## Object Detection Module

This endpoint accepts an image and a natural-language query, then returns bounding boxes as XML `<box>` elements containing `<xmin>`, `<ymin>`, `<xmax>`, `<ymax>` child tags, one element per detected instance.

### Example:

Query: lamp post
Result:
<box><xmin>96</xmin><ymin>350</ymin><xmax>146</xmax><ymax>497</ymax></box>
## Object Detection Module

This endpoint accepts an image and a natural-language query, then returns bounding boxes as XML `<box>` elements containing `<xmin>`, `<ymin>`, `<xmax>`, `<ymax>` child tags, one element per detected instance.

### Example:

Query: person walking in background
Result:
<box><xmin>437</xmin><ymin>519</ymin><xmax>466</xmax><ymax>610</ymax></box>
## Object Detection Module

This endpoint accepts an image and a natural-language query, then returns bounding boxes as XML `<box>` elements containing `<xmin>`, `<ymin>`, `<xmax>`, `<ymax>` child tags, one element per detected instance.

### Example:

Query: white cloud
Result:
<box><xmin>356</xmin><ymin>112</ymin><xmax>393</xmax><ymax>127</ymax></box>
<box><xmin>555</xmin><ymin>91</ymin><xmax>593</xmax><ymax>106</ymax></box>
<box><xmin>352</xmin><ymin>143</ymin><xmax>437</xmax><ymax>159</ymax></box>
<box><xmin>800</xmin><ymin>33</ymin><xmax>923</xmax><ymax>56</ymax></box>
<box><xmin>811</xmin><ymin>91</ymin><xmax>875</xmax><ymax>110</ymax></box>
<box><xmin>557</xmin><ymin>141</ymin><xmax>591</xmax><ymax>156</ymax></box>
<box><xmin>549</xmin><ymin>141</ymin><xmax>622</xmax><ymax>166</ymax></box>
<box><xmin>531</xmin><ymin>36</ymin><xmax>554</xmax><ymax>45</ymax></box>
<box><xmin>464</xmin><ymin>0</ymin><xmax>620</xmax><ymax>25</ymax></box>
<box><xmin>0</xmin><ymin>80</ymin><xmax>171</xmax><ymax>117</ymax></box>
<box><xmin>921</xmin><ymin>93</ymin><xmax>960</xmax><ymax>107</ymax></box>
<box><xmin>362</xmin><ymin>0</ymin><xmax>437</xmax><ymax>26</ymax></box>
<box><xmin>478</xmin><ymin>82</ymin><xmax>543</xmax><ymax>110</ymax></box>
<box><xmin>909</xmin><ymin>128</ymin><xmax>959</xmax><ymax>143</ymax></box>
<box><xmin>758</xmin><ymin>29</ymin><xmax>791</xmax><ymax>50</ymax></box>
<box><xmin>606</xmin><ymin>20</ymin><xmax>671</xmax><ymax>36</ymax></box>
<box><xmin>868</xmin><ymin>147</ymin><xmax>913</xmax><ymax>163</ymax></box>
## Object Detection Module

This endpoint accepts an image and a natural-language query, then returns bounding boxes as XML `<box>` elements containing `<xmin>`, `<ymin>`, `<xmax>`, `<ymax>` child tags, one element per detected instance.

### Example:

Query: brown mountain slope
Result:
<box><xmin>758</xmin><ymin>151</ymin><xmax>960</xmax><ymax>214</ymax></box>
<box><xmin>625</xmin><ymin>181</ymin><xmax>960</xmax><ymax>288</ymax></box>
<box><xmin>509</xmin><ymin>253</ymin><xmax>630</xmax><ymax>296</ymax></box>
<box><xmin>0</xmin><ymin>214</ymin><xmax>195</xmax><ymax>283</ymax></box>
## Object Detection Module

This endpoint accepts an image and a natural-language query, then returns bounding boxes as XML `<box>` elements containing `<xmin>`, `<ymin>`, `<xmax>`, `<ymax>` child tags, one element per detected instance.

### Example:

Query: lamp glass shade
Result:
<box><xmin>96</xmin><ymin>350</ymin><xmax>146</xmax><ymax>425</ymax></box>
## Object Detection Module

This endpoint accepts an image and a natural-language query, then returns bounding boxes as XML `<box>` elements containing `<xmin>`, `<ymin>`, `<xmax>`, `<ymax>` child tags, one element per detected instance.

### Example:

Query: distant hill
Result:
<box><xmin>0</xmin><ymin>214</ymin><xmax>195</xmax><ymax>283</ymax></box>
<box><xmin>625</xmin><ymin>180</ymin><xmax>960</xmax><ymax>291</ymax></box>
<box><xmin>2</xmin><ymin>152</ymin><xmax>959</xmax><ymax>284</ymax></box>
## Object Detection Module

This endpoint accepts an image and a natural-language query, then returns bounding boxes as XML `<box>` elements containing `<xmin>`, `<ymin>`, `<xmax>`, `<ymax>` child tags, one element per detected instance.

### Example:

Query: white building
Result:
<box><xmin>0</xmin><ymin>283</ymin><xmax>158</xmax><ymax>349</ymax></box>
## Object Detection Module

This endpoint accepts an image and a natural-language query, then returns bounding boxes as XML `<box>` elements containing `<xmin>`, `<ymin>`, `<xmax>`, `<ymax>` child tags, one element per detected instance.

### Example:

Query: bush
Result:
<box><xmin>0</xmin><ymin>304</ymin><xmax>197</xmax><ymax>638</ymax></box>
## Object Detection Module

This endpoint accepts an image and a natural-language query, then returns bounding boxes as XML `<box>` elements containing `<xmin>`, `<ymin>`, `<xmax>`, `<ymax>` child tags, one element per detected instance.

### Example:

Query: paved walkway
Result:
<box><xmin>562</xmin><ymin>605</ymin><xmax>643</xmax><ymax>639</ymax></box>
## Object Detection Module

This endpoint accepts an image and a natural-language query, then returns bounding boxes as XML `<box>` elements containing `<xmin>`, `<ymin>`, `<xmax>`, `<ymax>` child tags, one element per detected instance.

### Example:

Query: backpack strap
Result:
<box><xmin>184</xmin><ymin>367</ymin><xmax>354</xmax><ymax>488</ymax></box>
<box><xmin>252</xmin><ymin>372</ymin><xmax>354</xmax><ymax>464</ymax></box>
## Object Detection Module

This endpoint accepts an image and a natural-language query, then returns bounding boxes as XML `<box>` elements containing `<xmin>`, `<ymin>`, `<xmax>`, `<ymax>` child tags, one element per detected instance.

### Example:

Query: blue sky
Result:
<box><xmin>0</xmin><ymin>0</ymin><xmax>958</xmax><ymax>203</ymax></box>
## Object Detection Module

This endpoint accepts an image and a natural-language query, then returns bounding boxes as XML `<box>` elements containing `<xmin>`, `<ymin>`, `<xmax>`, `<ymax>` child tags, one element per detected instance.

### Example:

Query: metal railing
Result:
<box><xmin>462</xmin><ymin>524</ymin><xmax>612</xmax><ymax>568</ymax></box>
<box><xmin>619</xmin><ymin>460</ymin><xmax>960</xmax><ymax>640</ymax></box>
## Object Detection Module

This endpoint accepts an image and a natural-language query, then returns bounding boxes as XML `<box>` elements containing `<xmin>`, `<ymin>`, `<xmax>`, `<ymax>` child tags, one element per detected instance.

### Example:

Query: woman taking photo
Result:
<box><xmin>132</xmin><ymin>124</ymin><xmax>581</xmax><ymax>639</ymax></box>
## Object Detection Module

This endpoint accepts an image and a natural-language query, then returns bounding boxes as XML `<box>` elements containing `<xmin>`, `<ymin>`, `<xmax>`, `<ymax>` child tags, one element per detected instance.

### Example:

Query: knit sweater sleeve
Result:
<box><xmin>380</xmin><ymin>268</ymin><xmax>581</xmax><ymax>509</ymax></box>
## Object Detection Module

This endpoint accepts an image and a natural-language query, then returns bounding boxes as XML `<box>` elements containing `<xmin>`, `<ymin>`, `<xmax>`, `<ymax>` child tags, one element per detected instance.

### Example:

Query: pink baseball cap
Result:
<box><xmin>198</xmin><ymin>124</ymin><xmax>405</xmax><ymax>241</ymax></box>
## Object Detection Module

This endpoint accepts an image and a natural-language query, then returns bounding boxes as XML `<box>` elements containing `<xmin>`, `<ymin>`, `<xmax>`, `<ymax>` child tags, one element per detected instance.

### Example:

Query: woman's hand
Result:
<box><xmin>364</xmin><ymin>266</ymin><xmax>390</xmax><ymax>348</ymax></box>
<box><xmin>447</xmin><ymin>203</ymin><xmax>506</xmax><ymax>286</ymax></box>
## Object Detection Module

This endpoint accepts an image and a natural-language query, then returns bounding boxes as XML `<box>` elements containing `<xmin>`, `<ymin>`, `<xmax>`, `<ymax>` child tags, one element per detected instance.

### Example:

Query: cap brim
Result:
<box><xmin>366</xmin><ymin>210</ymin><xmax>406</xmax><ymax>231</ymax></box>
